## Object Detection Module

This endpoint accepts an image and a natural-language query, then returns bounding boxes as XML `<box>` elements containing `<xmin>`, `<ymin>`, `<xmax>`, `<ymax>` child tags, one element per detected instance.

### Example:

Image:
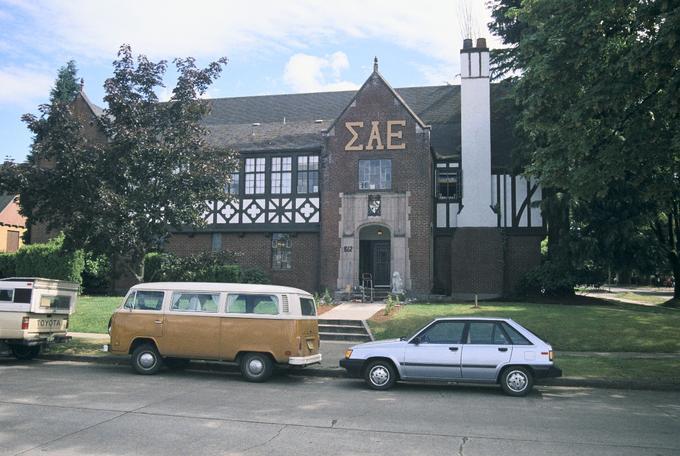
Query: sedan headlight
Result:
<box><xmin>344</xmin><ymin>349</ymin><xmax>353</xmax><ymax>359</ymax></box>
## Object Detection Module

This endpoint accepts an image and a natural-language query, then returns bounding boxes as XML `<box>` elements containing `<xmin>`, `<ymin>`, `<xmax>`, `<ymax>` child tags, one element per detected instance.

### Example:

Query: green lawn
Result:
<box><xmin>557</xmin><ymin>356</ymin><xmax>680</xmax><ymax>384</ymax></box>
<box><xmin>70</xmin><ymin>296</ymin><xmax>123</xmax><ymax>333</ymax></box>
<box><xmin>368</xmin><ymin>302</ymin><xmax>680</xmax><ymax>353</ymax></box>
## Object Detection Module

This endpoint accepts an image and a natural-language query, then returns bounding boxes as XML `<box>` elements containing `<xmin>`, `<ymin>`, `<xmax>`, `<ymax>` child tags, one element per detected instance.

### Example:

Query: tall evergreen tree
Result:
<box><xmin>50</xmin><ymin>60</ymin><xmax>80</xmax><ymax>104</ymax></box>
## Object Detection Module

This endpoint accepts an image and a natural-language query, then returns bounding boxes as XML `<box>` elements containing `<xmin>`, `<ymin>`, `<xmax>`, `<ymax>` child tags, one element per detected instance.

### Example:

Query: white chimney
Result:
<box><xmin>457</xmin><ymin>37</ymin><xmax>496</xmax><ymax>227</ymax></box>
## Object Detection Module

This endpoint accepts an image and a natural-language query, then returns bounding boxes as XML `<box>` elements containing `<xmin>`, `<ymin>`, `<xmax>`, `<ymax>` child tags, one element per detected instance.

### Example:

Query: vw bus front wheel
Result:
<box><xmin>131</xmin><ymin>343</ymin><xmax>163</xmax><ymax>375</ymax></box>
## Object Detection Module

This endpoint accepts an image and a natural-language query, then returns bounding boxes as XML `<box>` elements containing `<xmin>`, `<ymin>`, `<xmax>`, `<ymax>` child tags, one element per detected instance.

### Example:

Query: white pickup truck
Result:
<box><xmin>0</xmin><ymin>277</ymin><xmax>78</xmax><ymax>359</ymax></box>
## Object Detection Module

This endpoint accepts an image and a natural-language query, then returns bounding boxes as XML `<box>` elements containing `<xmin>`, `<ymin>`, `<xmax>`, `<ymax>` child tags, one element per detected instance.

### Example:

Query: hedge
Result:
<box><xmin>13</xmin><ymin>234</ymin><xmax>85</xmax><ymax>285</ymax></box>
<box><xmin>144</xmin><ymin>251</ymin><xmax>269</xmax><ymax>284</ymax></box>
<box><xmin>0</xmin><ymin>253</ymin><xmax>16</xmax><ymax>278</ymax></box>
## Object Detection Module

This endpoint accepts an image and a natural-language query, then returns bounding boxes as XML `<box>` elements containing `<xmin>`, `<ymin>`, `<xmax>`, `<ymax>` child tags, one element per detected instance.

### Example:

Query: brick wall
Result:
<box><xmin>450</xmin><ymin>228</ymin><xmax>504</xmax><ymax>297</ymax></box>
<box><xmin>165</xmin><ymin>232</ymin><xmax>320</xmax><ymax>293</ymax></box>
<box><xmin>504</xmin><ymin>233</ymin><xmax>543</xmax><ymax>295</ymax></box>
<box><xmin>320</xmin><ymin>73</ymin><xmax>433</xmax><ymax>292</ymax></box>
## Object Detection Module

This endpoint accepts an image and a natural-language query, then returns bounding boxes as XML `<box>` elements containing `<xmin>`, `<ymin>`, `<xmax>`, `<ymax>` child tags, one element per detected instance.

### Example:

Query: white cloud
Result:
<box><xmin>283</xmin><ymin>52</ymin><xmax>358</xmax><ymax>93</ymax></box>
<box><xmin>7</xmin><ymin>0</ymin><xmax>501</xmax><ymax>64</ymax></box>
<box><xmin>417</xmin><ymin>62</ymin><xmax>460</xmax><ymax>86</ymax></box>
<box><xmin>0</xmin><ymin>67</ymin><xmax>52</xmax><ymax>107</ymax></box>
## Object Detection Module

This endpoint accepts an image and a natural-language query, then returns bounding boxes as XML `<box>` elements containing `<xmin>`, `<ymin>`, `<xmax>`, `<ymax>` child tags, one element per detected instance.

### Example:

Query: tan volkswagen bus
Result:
<box><xmin>108</xmin><ymin>282</ymin><xmax>321</xmax><ymax>382</ymax></box>
<box><xmin>0</xmin><ymin>278</ymin><xmax>77</xmax><ymax>359</ymax></box>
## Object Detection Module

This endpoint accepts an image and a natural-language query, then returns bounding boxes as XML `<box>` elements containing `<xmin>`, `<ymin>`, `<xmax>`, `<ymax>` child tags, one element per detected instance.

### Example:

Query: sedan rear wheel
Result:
<box><xmin>501</xmin><ymin>366</ymin><xmax>533</xmax><ymax>397</ymax></box>
<box><xmin>364</xmin><ymin>359</ymin><xmax>397</xmax><ymax>390</ymax></box>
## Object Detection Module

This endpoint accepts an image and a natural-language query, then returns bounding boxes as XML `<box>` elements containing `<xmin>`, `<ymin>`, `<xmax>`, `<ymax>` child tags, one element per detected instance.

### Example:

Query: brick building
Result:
<box><xmin>167</xmin><ymin>38</ymin><xmax>544</xmax><ymax>298</ymax></box>
<box><xmin>0</xmin><ymin>195</ymin><xmax>26</xmax><ymax>253</ymax></box>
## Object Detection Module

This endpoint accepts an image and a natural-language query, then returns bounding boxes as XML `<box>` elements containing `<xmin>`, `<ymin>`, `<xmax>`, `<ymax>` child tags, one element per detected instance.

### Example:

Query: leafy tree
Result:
<box><xmin>18</xmin><ymin>45</ymin><xmax>235</xmax><ymax>281</ymax></box>
<box><xmin>490</xmin><ymin>0</ymin><xmax>680</xmax><ymax>298</ymax></box>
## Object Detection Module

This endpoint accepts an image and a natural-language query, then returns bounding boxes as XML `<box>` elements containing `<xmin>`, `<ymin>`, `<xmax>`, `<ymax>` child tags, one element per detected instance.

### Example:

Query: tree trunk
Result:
<box><xmin>618</xmin><ymin>268</ymin><xmax>632</xmax><ymax>285</ymax></box>
<box><xmin>122</xmin><ymin>249</ymin><xmax>146</xmax><ymax>284</ymax></box>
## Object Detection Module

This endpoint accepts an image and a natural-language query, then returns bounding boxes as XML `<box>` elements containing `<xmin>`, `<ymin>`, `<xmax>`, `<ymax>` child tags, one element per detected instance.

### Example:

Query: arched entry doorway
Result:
<box><xmin>359</xmin><ymin>225</ymin><xmax>391</xmax><ymax>287</ymax></box>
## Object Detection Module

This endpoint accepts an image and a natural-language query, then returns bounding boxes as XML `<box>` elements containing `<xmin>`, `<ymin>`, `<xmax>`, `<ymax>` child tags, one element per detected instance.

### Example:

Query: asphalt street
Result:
<box><xmin>0</xmin><ymin>358</ymin><xmax>679</xmax><ymax>455</ymax></box>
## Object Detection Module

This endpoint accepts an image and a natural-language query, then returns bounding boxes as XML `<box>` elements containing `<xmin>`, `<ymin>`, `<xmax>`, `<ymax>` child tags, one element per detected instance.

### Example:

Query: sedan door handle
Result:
<box><xmin>498</xmin><ymin>347</ymin><xmax>508</xmax><ymax>352</ymax></box>
<box><xmin>154</xmin><ymin>320</ymin><xmax>162</xmax><ymax>324</ymax></box>
<box><xmin>449</xmin><ymin>347</ymin><xmax>459</xmax><ymax>351</ymax></box>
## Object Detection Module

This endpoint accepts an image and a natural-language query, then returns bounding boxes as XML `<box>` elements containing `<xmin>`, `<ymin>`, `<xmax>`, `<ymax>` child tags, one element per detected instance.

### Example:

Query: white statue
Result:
<box><xmin>391</xmin><ymin>271</ymin><xmax>404</xmax><ymax>294</ymax></box>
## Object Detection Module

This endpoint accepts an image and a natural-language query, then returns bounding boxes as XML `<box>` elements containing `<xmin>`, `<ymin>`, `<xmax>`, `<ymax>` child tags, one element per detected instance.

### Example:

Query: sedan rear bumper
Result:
<box><xmin>339</xmin><ymin>358</ymin><xmax>366</xmax><ymax>377</ymax></box>
<box><xmin>533</xmin><ymin>365</ymin><xmax>562</xmax><ymax>379</ymax></box>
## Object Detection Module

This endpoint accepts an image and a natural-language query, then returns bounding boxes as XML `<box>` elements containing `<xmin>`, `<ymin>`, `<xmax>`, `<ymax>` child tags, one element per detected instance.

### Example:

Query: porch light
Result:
<box><xmin>377</xmin><ymin>228</ymin><xmax>383</xmax><ymax>236</ymax></box>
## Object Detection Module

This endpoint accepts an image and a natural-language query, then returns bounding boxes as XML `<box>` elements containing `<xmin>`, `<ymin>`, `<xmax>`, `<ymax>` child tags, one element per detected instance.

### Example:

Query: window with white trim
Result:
<box><xmin>436</xmin><ymin>169</ymin><xmax>460</xmax><ymax>200</ymax></box>
<box><xmin>359</xmin><ymin>159</ymin><xmax>391</xmax><ymax>190</ymax></box>
<box><xmin>272</xmin><ymin>233</ymin><xmax>292</xmax><ymax>270</ymax></box>
<box><xmin>226</xmin><ymin>171</ymin><xmax>240</xmax><ymax>195</ymax></box>
<box><xmin>244</xmin><ymin>158</ymin><xmax>265</xmax><ymax>194</ymax></box>
<box><xmin>297</xmin><ymin>155</ymin><xmax>319</xmax><ymax>194</ymax></box>
<box><xmin>271</xmin><ymin>157</ymin><xmax>292</xmax><ymax>194</ymax></box>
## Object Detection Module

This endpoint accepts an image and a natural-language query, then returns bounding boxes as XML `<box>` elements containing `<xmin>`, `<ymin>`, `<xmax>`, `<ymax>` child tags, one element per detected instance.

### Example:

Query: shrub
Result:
<box><xmin>14</xmin><ymin>234</ymin><xmax>85</xmax><ymax>285</ymax></box>
<box><xmin>82</xmin><ymin>253</ymin><xmax>112</xmax><ymax>294</ymax></box>
<box><xmin>143</xmin><ymin>250</ymin><xmax>264</xmax><ymax>284</ymax></box>
<box><xmin>321</xmin><ymin>288</ymin><xmax>333</xmax><ymax>305</ymax></box>
<box><xmin>240</xmin><ymin>267</ymin><xmax>270</xmax><ymax>284</ymax></box>
<box><xmin>517</xmin><ymin>260</ymin><xmax>605</xmax><ymax>297</ymax></box>
<box><xmin>0</xmin><ymin>253</ymin><xmax>16</xmax><ymax>278</ymax></box>
<box><xmin>143</xmin><ymin>252</ymin><xmax>166</xmax><ymax>282</ymax></box>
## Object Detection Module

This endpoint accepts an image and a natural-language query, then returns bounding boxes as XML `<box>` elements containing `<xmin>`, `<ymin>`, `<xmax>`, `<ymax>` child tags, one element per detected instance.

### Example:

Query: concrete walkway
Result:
<box><xmin>319</xmin><ymin>302</ymin><xmax>384</xmax><ymax>320</ymax></box>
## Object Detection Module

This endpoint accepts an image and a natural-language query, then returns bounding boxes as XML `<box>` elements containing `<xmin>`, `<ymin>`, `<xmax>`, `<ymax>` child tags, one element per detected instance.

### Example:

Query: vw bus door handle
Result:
<box><xmin>154</xmin><ymin>320</ymin><xmax>162</xmax><ymax>324</ymax></box>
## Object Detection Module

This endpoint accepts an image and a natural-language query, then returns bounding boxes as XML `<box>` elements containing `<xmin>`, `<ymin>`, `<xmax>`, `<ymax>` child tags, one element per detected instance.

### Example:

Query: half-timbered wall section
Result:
<box><xmin>434</xmin><ymin>160</ymin><xmax>461</xmax><ymax>229</ymax></box>
<box><xmin>491</xmin><ymin>174</ymin><xmax>543</xmax><ymax>228</ymax></box>
<box><xmin>203</xmin><ymin>152</ymin><xmax>320</xmax><ymax>231</ymax></box>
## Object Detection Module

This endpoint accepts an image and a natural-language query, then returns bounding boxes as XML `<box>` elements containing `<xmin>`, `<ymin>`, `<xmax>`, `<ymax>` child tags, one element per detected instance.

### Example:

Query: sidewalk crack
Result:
<box><xmin>242</xmin><ymin>424</ymin><xmax>287</xmax><ymax>453</ymax></box>
<box><xmin>457</xmin><ymin>436</ymin><xmax>469</xmax><ymax>456</ymax></box>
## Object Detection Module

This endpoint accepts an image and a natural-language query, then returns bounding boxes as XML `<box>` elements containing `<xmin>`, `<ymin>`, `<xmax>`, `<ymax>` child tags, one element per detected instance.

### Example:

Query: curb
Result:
<box><xmin>37</xmin><ymin>354</ymin><xmax>680</xmax><ymax>391</ymax></box>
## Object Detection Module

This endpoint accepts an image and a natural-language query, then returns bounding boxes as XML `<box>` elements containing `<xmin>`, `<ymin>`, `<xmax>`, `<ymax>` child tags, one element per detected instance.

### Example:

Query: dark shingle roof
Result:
<box><xmin>0</xmin><ymin>195</ymin><xmax>15</xmax><ymax>213</ymax></box>
<box><xmin>202</xmin><ymin>83</ymin><xmax>515</xmax><ymax>168</ymax></box>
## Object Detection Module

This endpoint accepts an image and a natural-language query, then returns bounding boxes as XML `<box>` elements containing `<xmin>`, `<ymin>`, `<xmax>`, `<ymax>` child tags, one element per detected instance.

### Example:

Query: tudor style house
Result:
<box><xmin>37</xmin><ymin>38</ymin><xmax>543</xmax><ymax>298</ymax></box>
<box><xmin>164</xmin><ymin>38</ymin><xmax>544</xmax><ymax>298</ymax></box>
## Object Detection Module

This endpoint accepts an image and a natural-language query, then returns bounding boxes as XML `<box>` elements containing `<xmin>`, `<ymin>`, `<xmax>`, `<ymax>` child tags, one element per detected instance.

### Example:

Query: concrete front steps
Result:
<box><xmin>318</xmin><ymin>319</ymin><xmax>373</xmax><ymax>343</ymax></box>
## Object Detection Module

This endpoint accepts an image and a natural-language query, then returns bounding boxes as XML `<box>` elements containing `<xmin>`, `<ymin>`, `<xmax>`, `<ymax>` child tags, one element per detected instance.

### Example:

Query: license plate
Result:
<box><xmin>38</xmin><ymin>319</ymin><xmax>63</xmax><ymax>328</ymax></box>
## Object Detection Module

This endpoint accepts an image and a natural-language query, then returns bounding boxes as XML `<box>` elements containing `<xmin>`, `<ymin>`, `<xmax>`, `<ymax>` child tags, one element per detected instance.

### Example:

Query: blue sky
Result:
<box><xmin>0</xmin><ymin>0</ymin><xmax>499</xmax><ymax>163</ymax></box>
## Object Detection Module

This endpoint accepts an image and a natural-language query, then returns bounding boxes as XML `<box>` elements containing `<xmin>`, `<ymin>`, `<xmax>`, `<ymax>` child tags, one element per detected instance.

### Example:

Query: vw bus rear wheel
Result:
<box><xmin>240</xmin><ymin>353</ymin><xmax>273</xmax><ymax>382</ymax></box>
<box><xmin>11</xmin><ymin>345</ymin><xmax>40</xmax><ymax>360</ymax></box>
<box><xmin>131</xmin><ymin>343</ymin><xmax>163</xmax><ymax>375</ymax></box>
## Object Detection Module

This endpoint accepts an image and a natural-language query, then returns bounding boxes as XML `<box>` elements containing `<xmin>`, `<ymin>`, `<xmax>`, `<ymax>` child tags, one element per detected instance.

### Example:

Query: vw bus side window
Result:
<box><xmin>125</xmin><ymin>291</ymin><xmax>164</xmax><ymax>311</ymax></box>
<box><xmin>227</xmin><ymin>294</ymin><xmax>279</xmax><ymax>315</ymax></box>
<box><xmin>171</xmin><ymin>293</ymin><xmax>219</xmax><ymax>313</ymax></box>
<box><xmin>300</xmin><ymin>297</ymin><xmax>316</xmax><ymax>316</ymax></box>
<box><xmin>0</xmin><ymin>289</ymin><xmax>13</xmax><ymax>302</ymax></box>
<box><xmin>123</xmin><ymin>292</ymin><xmax>136</xmax><ymax>309</ymax></box>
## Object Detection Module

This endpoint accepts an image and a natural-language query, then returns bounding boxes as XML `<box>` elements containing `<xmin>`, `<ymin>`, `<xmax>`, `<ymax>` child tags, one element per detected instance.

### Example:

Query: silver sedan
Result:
<box><xmin>339</xmin><ymin>317</ymin><xmax>561</xmax><ymax>396</ymax></box>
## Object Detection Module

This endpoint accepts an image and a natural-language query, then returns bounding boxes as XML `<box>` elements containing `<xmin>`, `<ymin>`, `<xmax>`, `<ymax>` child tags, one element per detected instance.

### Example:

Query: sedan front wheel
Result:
<box><xmin>364</xmin><ymin>359</ymin><xmax>397</xmax><ymax>390</ymax></box>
